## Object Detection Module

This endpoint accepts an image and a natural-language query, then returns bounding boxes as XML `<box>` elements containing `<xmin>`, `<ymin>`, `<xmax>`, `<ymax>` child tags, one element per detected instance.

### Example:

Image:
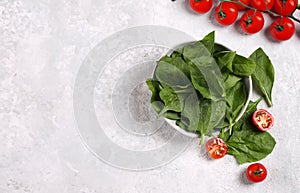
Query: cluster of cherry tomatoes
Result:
<box><xmin>190</xmin><ymin>0</ymin><xmax>299</xmax><ymax>41</ymax></box>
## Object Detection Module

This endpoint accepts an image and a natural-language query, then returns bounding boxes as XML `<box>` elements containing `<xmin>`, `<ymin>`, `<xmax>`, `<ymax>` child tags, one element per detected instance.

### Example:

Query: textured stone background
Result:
<box><xmin>0</xmin><ymin>0</ymin><xmax>300</xmax><ymax>192</ymax></box>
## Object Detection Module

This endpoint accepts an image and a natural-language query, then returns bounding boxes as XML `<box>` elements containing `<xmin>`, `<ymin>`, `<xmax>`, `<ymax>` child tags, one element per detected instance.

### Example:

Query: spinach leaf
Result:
<box><xmin>146</xmin><ymin>79</ymin><xmax>164</xmax><ymax>113</ymax></box>
<box><xmin>176</xmin><ymin>117</ymin><xmax>190</xmax><ymax>130</ymax></box>
<box><xmin>249</xmin><ymin>48</ymin><xmax>275</xmax><ymax>107</ymax></box>
<box><xmin>225</xmin><ymin>81</ymin><xmax>247</xmax><ymax>133</ymax></box>
<box><xmin>188</xmin><ymin>56</ymin><xmax>225</xmax><ymax>100</ymax></box>
<box><xmin>158</xmin><ymin>87</ymin><xmax>183</xmax><ymax>116</ymax></box>
<box><xmin>217</xmin><ymin>51</ymin><xmax>236</xmax><ymax>71</ymax></box>
<box><xmin>200</xmin><ymin>31</ymin><xmax>215</xmax><ymax>54</ymax></box>
<box><xmin>182</xmin><ymin>41</ymin><xmax>211</xmax><ymax>61</ymax></box>
<box><xmin>226</xmin><ymin>123</ymin><xmax>276</xmax><ymax>164</ymax></box>
<box><xmin>232</xmin><ymin>54</ymin><xmax>256</xmax><ymax>77</ymax></box>
<box><xmin>222</xmin><ymin>99</ymin><xmax>276</xmax><ymax>164</ymax></box>
<box><xmin>162</xmin><ymin>111</ymin><xmax>181</xmax><ymax>120</ymax></box>
<box><xmin>154</xmin><ymin>56</ymin><xmax>191</xmax><ymax>89</ymax></box>
<box><xmin>214</xmin><ymin>43</ymin><xmax>230</xmax><ymax>54</ymax></box>
<box><xmin>224</xmin><ymin>74</ymin><xmax>242</xmax><ymax>90</ymax></box>
<box><xmin>181</xmin><ymin>94</ymin><xmax>199</xmax><ymax>132</ymax></box>
<box><xmin>233</xmin><ymin>98</ymin><xmax>263</xmax><ymax>131</ymax></box>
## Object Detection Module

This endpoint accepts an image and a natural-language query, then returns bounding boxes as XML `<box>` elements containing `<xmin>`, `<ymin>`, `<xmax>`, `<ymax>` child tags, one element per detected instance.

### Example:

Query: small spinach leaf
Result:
<box><xmin>146</xmin><ymin>79</ymin><xmax>164</xmax><ymax>113</ymax></box>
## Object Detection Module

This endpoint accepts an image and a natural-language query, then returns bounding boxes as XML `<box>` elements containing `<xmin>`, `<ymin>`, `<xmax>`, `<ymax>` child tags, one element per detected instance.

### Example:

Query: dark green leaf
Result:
<box><xmin>217</xmin><ymin>51</ymin><xmax>236</xmax><ymax>71</ymax></box>
<box><xmin>249</xmin><ymin>48</ymin><xmax>275</xmax><ymax>107</ymax></box>
<box><xmin>224</xmin><ymin>74</ymin><xmax>242</xmax><ymax>90</ymax></box>
<box><xmin>232</xmin><ymin>55</ymin><xmax>256</xmax><ymax>77</ymax></box>
<box><xmin>158</xmin><ymin>87</ymin><xmax>183</xmax><ymax>116</ymax></box>
<box><xmin>182</xmin><ymin>41</ymin><xmax>211</xmax><ymax>61</ymax></box>
<box><xmin>181</xmin><ymin>94</ymin><xmax>199</xmax><ymax>132</ymax></box>
<box><xmin>188</xmin><ymin>56</ymin><xmax>225</xmax><ymax>100</ymax></box>
<box><xmin>200</xmin><ymin>31</ymin><xmax>215</xmax><ymax>54</ymax></box>
<box><xmin>146</xmin><ymin>79</ymin><xmax>164</xmax><ymax>113</ymax></box>
<box><xmin>225</xmin><ymin>121</ymin><xmax>276</xmax><ymax>164</ymax></box>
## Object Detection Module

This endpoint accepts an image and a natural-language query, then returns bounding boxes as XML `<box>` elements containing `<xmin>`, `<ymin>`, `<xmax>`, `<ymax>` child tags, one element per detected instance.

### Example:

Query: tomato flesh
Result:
<box><xmin>246</xmin><ymin>163</ymin><xmax>267</xmax><ymax>183</ymax></box>
<box><xmin>205</xmin><ymin>137</ymin><xmax>228</xmax><ymax>159</ymax></box>
<box><xmin>252</xmin><ymin>109</ymin><xmax>274</xmax><ymax>131</ymax></box>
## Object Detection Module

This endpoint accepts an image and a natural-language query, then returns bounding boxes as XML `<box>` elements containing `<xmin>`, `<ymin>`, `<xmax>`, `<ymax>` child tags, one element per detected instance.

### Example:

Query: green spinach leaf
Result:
<box><xmin>146</xmin><ymin>79</ymin><xmax>164</xmax><ymax>113</ymax></box>
<box><xmin>232</xmin><ymin>54</ymin><xmax>256</xmax><ymax>77</ymax></box>
<box><xmin>249</xmin><ymin>48</ymin><xmax>275</xmax><ymax>107</ymax></box>
<box><xmin>200</xmin><ymin>31</ymin><xmax>215</xmax><ymax>54</ymax></box>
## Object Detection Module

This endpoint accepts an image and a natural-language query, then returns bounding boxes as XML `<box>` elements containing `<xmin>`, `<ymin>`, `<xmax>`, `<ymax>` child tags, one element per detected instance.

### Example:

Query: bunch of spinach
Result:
<box><xmin>146</xmin><ymin>31</ymin><xmax>276</xmax><ymax>163</ymax></box>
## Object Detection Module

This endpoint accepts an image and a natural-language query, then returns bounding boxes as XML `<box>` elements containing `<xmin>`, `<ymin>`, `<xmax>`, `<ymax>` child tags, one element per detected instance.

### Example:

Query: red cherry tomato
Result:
<box><xmin>240</xmin><ymin>10</ymin><xmax>265</xmax><ymax>34</ymax></box>
<box><xmin>233</xmin><ymin>0</ymin><xmax>251</xmax><ymax>10</ymax></box>
<box><xmin>215</xmin><ymin>2</ymin><xmax>238</xmax><ymax>26</ymax></box>
<box><xmin>190</xmin><ymin>0</ymin><xmax>213</xmax><ymax>14</ymax></box>
<box><xmin>270</xmin><ymin>17</ymin><xmax>295</xmax><ymax>41</ymax></box>
<box><xmin>251</xmin><ymin>0</ymin><xmax>274</xmax><ymax>10</ymax></box>
<box><xmin>252</xmin><ymin>109</ymin><xmax>274</xmax><ymax>131</ymax></box>
<box><xmin>205</xmin><ymin>137</ymin><xmax>228</xmax><ymax>159</ymax></box>
<box><xmin>246</xmin><ymin>163</ymin><xmax>267</xmax><ymax>183</ymax></box>
<box><xmin>274</xmin><ymin>0</ymin><xmax>298</xmax><ymax>16</ymax></box>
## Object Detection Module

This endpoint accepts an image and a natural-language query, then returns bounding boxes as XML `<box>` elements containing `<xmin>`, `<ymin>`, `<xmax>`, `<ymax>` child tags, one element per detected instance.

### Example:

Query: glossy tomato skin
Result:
<box><xmin>190</xmin><ymin>0</ymin><xmax>213</xmax><ymax>14</ymax></box>
<box><xmin>252</xmin><ymin>109</ymin><xmax>274</xmax><ymax>131</ymax></box>
<box><xmin>215</xmin><ymin>2</ymin><xmax>238</xmax><ymax>26</ymax></box>
<box><xmin>251</xmin><ymin>0</ymin><xmax>274</xmax><ymax>10</ymax></box>
<box><xmin>240</xmin><ymin>10</ymin><xmax>264</xmax><ymax>34</ymax></box>
<box><xmin>205</xmin><ymin>137</ymin><xmax>228</xmax><ymax>159</ymax></box>
<box><xmin>233</xmin><ymin>0</ymin><xmax>250</xmax><ymax>10</ymax></box>
<box><xmin>246</xmin><ymin>163</ymin><xmax>267</xmax><ymax>183</ymax></box>
<box><xmin>270</xmin><ymin>17</ymin><xmax>295</xmax><ymax>41</ymax></box>
<box><xmin>274</xmin><ymin>0</ymin><xmax>298</xmax><ymax>16</ymax></box>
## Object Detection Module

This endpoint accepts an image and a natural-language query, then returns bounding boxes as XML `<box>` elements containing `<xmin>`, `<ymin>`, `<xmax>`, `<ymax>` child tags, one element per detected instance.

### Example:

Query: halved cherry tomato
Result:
<box><xmin>205</xmin><ymin>137</ymin><xmax>228</xmax><ymax>159</ymax></box>
<box><xmin>251</xmin><ymin>0</ymin><xmax>274</xmax><ymax>11</ymax></box>
<box><xmin>190</xmin><ymin>0</ymin><xmax>213</xmax><ymax>14</ymax></box>
<box><xmin>240</xmin><ymin>10</ymin><xmax>265</xmax><ymax>34</ymax></box>
<box><xmin>233</xmin><ymin>0</ymin><xmax>251</xmax><ymax>10</ymax></box>
<box><xmin>246</xmin><ymin>163</ymin><xmax>267</xmax><ymax>183</ymax></box>
<box><xmin>270</xmin><ymin>17</ymin><xmax>295</xmax><ymax>41</ymax></box>
<box><xmin>252</xmin><ymin>109</ymin><xmax>274</xmax><ymax>131</ymax></box>
<box><xmin>274</xmin><ymin>0</ymin><xmax>298</xmax><ymax>16</ymax></box>
<box><xmin>215</xmin><ymin>2</ymin><xmax>238</xmax><ymax>26</ymax></box>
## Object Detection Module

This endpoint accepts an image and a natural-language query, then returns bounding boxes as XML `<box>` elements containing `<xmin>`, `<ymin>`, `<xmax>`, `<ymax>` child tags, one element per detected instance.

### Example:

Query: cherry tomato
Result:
<box><xmin>270</xmin><ymin>17</ymin><xmax>295</xmax><ymax>41</ymax></box>
<box><xmin>215</xmin><ymin>2</ymin><xmax>238</xmax><ymax>26</ymax></box>
<box><xmin>233</xmin><ymin>0</ymin><xmax>251</xmax><ymax>10</ymax></box>
<box><xmin>251</xmin><ymin>0</ymin><xmax>274</xmax><ymax>10</ymax></box>
<box><xmin>190</xmin><ymin>0</ymin><xmax>213</xmax><ymax>14</ymax></box>
<box><xmin>205</xmin><ymin>137</ymin><xmax>228</xmax><ymax>159</ymax></box>
<box><xmin>246</xmin><ymin>163</ymin><xmax>267</xmax><ymax>183</ymax></box>
<box><xmin>252</xmin><ymin>109</ymin><xmax>274</xmax><ymax>131</ymax></box>
<box><xmin>240</xmin><ymin>10</ymin><xmax>264</xmax><ymax>34</ymax></box>
<box><xmin>274</xmin><ymin>0</ymin><xmax>298</xmax><ymax>16</ymax></box>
